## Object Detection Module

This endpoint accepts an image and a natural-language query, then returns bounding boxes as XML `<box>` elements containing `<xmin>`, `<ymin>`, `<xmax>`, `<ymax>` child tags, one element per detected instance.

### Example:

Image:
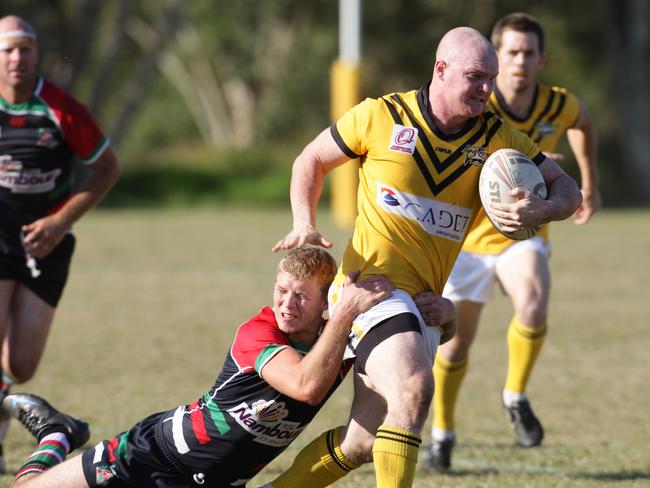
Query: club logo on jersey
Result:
<box><xmin>462</xmin><ymin>146</ymin><xmax>488</xmax><ymax>167</ymax></box>
<box><xmin>227</xmin><ymin>400</ymin><xmax>307</xmax><ymax>447</ymax></box>
<box><xmin>389</xmin><ymin>125</ymin><xmax>418</xmax><ymax>154</ymax></box>
<box><xmin>95</xmin><ymin>465</ymin><xmax>116</xmax><ymax>486</ymax></box>
<box><xmin>375</xmin><ymin>182</ymin><xmax>473</xmax><ymax>242</ymax></box>
<box><xmin>535</xmin><ymin>121</ymin><xmax>557</xmax><ymax>137</ymax></box>
<box><xmin>36</xmin><ymin>128</ymin><xmax>59</xmax><ymax>149</ymax></box>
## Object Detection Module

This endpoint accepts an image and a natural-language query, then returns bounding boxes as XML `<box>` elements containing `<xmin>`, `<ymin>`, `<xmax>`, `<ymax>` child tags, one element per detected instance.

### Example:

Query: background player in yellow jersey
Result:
<box><xmin>429</xmin><ymin>12</ymin><xmax>601</xmax><ymax>471</ymax></box>
<box><xmin>271</xmin><ymin>26</ymin><xmax>582</xmax><ymax>488</ymax></box>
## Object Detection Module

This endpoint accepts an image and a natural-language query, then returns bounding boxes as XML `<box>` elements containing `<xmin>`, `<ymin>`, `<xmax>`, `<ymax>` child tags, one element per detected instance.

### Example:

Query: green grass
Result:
<box><xmin>2</xmin><ymin>208</ymin><xmax>649</xmax><ymax>487</ymax></box>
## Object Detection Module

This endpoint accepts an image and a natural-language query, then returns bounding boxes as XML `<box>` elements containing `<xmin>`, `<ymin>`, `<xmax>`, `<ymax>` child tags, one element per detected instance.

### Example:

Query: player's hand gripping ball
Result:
<box><xmin>479</xmin><ymin>148</ymin><xmax>547</xmax><ymax>240</ymax></box>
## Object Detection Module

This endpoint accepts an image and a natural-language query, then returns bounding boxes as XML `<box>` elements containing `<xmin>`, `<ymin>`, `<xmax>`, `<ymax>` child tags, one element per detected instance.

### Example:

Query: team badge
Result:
<box><xmin>462</xmin><ymin>146</ymin><xmax>488</xmax><ymax>166</ymax></box>
<box><xmin>535</xmin><ymin>121</ymin><xmax>557</xmax><ymax>137</ymax></box>
<box><xmin>389</xmin><ymin>124</ymin><xmax>418</xmax><ymax>154</ymax></box>
<box><xmin>95</xmin><ymin>466</ymin><xmax>115</xmax><ymax>486</ymax></box>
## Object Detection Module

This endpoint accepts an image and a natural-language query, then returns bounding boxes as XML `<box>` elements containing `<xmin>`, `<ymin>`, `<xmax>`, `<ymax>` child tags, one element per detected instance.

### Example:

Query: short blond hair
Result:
<box><xmin>277</xmin><ymin>246</ymin><xmax>337</xmax><ymax>295</ymax></box>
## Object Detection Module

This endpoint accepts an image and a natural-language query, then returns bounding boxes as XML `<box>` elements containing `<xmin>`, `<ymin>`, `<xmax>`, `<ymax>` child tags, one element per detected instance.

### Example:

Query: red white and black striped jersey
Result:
<box><xmin>0</xmin><ymin>77</ymin><xmax>109</xmax><ymax>232</ymax></box>
<box><xmin>159</xmin><ymin>306</ymin><xmax>351</xmax><ymax>486</ymax></box>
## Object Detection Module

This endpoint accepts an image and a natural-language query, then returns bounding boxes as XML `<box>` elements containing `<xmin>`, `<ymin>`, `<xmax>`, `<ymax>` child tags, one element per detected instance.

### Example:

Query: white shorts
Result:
<box><xmin>328</xmin><ymin>287</ymin><xmax>441</xmax><ymax>362</ymax></box>
<box><xmin>443</xmin><ymin>237</ymin><xmax>551</xmax><ymax>303</ymax></box>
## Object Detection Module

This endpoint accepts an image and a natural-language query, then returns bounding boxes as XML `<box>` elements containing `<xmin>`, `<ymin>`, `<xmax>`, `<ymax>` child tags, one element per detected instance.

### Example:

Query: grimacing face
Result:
<box><xmin>496</xmin><ymin>29</ymin><xmax>545</xmax><ymax>93</ymax></box>
<box><xmin>272</xmin><ymin>271</ymin><xmax>328</xmax><ymax>346</ymax></box>
<box><xmin>442</xmin><ymin>51</ymin><xmax>498</xmax><ymax>119</ymax></box>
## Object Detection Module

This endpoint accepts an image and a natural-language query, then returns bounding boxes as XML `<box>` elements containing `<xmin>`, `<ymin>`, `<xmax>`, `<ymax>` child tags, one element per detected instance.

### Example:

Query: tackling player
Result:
<box><xmin>2</xmin><ymin>246</ymin><xmax>413</xmax><ymax>487</ymax></box>
<box><xmin>429</xmin><ymin>12</ymin><xmax>601</xmax><ymax>471</ymax></box>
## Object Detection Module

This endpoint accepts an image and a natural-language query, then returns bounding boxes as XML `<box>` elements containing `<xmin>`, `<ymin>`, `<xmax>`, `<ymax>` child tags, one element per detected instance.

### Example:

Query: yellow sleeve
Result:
<box><xmin>493</xmin><ymin>124</ymin><xmax>544</xmax><ymax>164</ymax></box>
<box><xmin>331</xmin><ymin>97</ymin><xmax>382</xmax><ymax>158</ymax></box>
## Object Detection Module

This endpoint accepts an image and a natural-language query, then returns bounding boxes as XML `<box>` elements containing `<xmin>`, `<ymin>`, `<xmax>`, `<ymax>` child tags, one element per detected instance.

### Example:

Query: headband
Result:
<box><xmin>0</xmin><ymin>30</ymin><xmax>36</xmax><ymax>49</ymax></box>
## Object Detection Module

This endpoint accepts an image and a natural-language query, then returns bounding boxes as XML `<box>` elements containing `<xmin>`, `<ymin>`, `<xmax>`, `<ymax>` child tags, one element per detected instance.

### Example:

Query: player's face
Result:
<box><xmin>0</xmin><ymin>38</ymin><xmax>38</xmax><ymax>92</ymax></box>
<box><xmin>273</xmin><ymin>271</ymin><xmax>328</xmax><ymax>346</ymax></box>
<box><xmin>442</xmin><ymin>52</ymin><xmax>498</xmax><ymax>118</ymax></box>
<box><xmin>496</xmin><ymin>30</ymin><xmax>545</xmax><ymax>93</ymax></box>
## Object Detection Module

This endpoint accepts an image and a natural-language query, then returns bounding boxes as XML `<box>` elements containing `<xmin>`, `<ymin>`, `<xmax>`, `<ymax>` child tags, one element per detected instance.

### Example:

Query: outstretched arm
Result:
<box><xmin>567</xmin><ymin>101</ymin><xmax>601</xmax><ymax>224</ymax></box>
<box><xmin>272</xmin><ymin>128</ymin><xmax>351</xmax><ymax>252</ymax></box>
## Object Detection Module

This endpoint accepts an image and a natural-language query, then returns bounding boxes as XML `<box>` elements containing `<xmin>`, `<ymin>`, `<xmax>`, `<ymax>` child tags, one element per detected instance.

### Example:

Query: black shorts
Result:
<box><xmin>0</xmin><ymin>232</ymin><xmax>75</xmax><ymax>307</ymax></box>
<box><xmin>354</xmin><ymin>312</ymin><xmax>421</xmax><ymax>375</ymax></box>
<box><xmin>81</xmin><ymin>412</ymin><xmax>198</xmax><ymax>488</ymax></box>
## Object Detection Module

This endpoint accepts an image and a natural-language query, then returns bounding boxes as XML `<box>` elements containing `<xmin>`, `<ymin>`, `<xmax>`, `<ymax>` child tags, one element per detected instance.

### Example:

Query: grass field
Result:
<box><xmin>1</xmin><ymin>207</ymin><xmax>649</xmax><ymax>487</ymax></box>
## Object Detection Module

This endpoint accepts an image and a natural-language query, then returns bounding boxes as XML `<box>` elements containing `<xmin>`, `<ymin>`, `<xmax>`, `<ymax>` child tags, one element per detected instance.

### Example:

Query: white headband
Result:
<box><xmin>0</xmin><ymin>30</ymin><xmax>36</xmax><ymax>49</ymax></box>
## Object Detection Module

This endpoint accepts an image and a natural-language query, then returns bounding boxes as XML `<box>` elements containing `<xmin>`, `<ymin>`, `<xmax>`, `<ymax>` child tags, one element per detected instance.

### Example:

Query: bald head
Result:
<box><xmin>0</xmin><ymin>15</ymin><xmax>36</xmax><ymax>49</ymax></box>
<box><xmin>0</xmin><ymin>15</ymin><xmax>36</xmax><ymax>36</ymax></box>
<box><xmin>428</xmin><ymin>27</ymin><xmax>499</xmax><ymax>133</ymax></box>
<box><xmin>436</xmin><ymin>27</ymin><xmax>495</xmax><ymax>67</ymax></box>
<box><xmin>0</xmin><ymin>15</ymin><xmax>38</xmax><ymax>102</ymax></box>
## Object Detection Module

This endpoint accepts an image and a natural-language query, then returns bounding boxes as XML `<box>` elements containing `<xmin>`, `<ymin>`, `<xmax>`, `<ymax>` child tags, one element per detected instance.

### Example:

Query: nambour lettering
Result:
<box><xmin>227</xmin><ymin>402</ymin><xmax>306</xmax><ymax>447</ymax></box>
<box><xmin>0</xmin><ymin>168</ymin><xmax>61</xmax><ymax>193</ymax></box>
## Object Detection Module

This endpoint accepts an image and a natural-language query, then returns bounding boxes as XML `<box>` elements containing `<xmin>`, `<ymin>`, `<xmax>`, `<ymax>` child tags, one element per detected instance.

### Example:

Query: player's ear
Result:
<box><xmin>538</xmin><ymin>51</ymin><xmax>547</xmax><ymax>70</ymax></box>
<box><xmin>434</xmin><ymin>60</ymin><xmax>447</xmax><ymax>80</ymax></box>
<box><xmin>320</xmin><ymin>295</ymin><xmax>328</xmax><ymax>313</ymax></box>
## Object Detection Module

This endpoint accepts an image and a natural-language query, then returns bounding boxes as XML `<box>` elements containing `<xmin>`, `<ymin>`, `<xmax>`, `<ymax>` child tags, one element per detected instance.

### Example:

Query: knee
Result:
<box><xmin>441</xmin><ymin>334</ymin><xmax>472</xmax><ymax>360</ymax></box>
<box><xmin>341</xmin><ymin>428</ymin><xmax>375</xmax><ymax>465</ymax></box>
<box><xmin>515</xmin><ymin>303</ymin><xmax>547</xmax><ymax>328</ymax></box>
<box><xmin>389</xmin><ymin>371</ymin><xmax>434</xmax><ymax>421</ymax></box>
<box><xmin>3</xmin><ymin>361</ymin><xmax>37</xmax><ymax>384</ymax></box>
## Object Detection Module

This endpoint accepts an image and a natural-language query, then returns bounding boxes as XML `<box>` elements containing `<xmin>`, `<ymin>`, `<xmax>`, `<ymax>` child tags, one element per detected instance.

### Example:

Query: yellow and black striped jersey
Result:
<box><xmin>462</xmin><ymin>84</ymin><xmax>580</xmax><ymax>255</ymax></box>
<box><xmin>331</xmin><ymin>83</ymin><xmax>543</xmax><ymax>295</ymax></box>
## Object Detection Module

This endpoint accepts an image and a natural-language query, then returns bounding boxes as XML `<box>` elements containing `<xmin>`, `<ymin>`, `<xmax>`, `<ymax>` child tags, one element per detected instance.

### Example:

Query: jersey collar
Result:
<box><xmin>417</xmin><ymin>81</ymin><xmax>480</xmax><ymax>141</ymax></box>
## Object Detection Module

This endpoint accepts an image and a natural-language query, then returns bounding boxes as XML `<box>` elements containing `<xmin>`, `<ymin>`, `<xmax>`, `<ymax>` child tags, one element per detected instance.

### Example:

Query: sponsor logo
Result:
<box><xmin>227</xmin><ymin>400</ymin><xmax>307</xmax><ymax>447</ymax></box>
<box><xmin>0</xmin><ymin>155</ymin><xmax>22</xmax><ymax>172</ymax></box>
<box><xmin>0</xmin><ymin>167</ymin><xmax>61</xmax><ymax>193</ymax></box>
<box><xmin>462</xmin><ymin>146</ymin><xmax>488</xmax><ymax>167</ymax></box>
<box><xmin>535</xmin><ymin>121</ymin><xmax>557</xmax><ymax>137</ymax></box>
<box><xmin>375</xmin><ymin>182</ymin><xmax>473</xmax><ymax>242</ymax></box>
<box><xmin>379</xmin><ymin>187</ymin><xmax>400</xmax><ymax>206</ymax></box>
<box><xmin>389</xmin><ymin>125</ymin><xmax>418</xmax><ymax>154</ymax></box>
<box><xmin>95</xmin><ymin>465</ymin><xmax>116</xmax><ymax>486</ymax></box>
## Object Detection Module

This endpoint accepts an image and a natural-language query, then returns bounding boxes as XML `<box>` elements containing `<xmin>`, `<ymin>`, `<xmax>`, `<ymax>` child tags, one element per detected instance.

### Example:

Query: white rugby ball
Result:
<box><xmin>479</xmin><ymin>149</ymin><xmax>547</xmax><ymax>241</ymax></box>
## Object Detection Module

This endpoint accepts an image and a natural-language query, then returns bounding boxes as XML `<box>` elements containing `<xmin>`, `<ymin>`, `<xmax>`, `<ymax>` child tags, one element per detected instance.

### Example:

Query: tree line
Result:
<box><xmin>2</xmin><ymin>0</ymin><xmax>647</xmax><ymax>204</ymax></box>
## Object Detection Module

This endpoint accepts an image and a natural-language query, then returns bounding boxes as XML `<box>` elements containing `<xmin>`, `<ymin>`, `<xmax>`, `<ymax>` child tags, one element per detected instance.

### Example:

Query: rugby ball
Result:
<box><xmin>479</xmin><ymin>149</ymin><xmax>547</xmax><ymax>241</ymax></box>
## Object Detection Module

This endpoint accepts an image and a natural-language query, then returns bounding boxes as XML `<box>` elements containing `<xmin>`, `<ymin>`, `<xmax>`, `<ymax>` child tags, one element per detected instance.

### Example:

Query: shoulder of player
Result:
<box><xmin>36</xmin><ymin>78</ymin><xmax>90</xmax><ymax>115</ymax></box>
<box><xmin>234</xmin><ymin>306</ymin><xmax>288</xmax><ymax>344</ymax></box>
<box><xmin>540</xmin><ymin>83</ymin><xmax>581</xmax><ymax>105</ymax></box>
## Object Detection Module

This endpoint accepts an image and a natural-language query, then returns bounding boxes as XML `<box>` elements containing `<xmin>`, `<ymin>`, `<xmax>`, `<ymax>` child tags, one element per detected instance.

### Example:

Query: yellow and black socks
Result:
<box><xmin>504</xmin><ymin>316</ymin><xmax>547</xmax><ymax>396</ymax></box>
<box><xmin>432</xmin><ymin>355</ymin><xmax>468</xmax><ymax>437</ymax></box>
<box><xmin>270</xmin><ymin>427</ymin><xmax>357</xmax><ymax>488</ymax></box>
<box><xmin>373</xmin><ymin>425</ymin><xmax>421</xmax><ymax>488</ymax></box>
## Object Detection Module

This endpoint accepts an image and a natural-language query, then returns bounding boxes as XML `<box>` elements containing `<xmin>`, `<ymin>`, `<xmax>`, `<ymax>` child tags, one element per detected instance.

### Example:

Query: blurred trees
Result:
<box><xmin>0</xmin><ymin>0</ymin><xmax>646</xmax><ymax>204</ymax></box>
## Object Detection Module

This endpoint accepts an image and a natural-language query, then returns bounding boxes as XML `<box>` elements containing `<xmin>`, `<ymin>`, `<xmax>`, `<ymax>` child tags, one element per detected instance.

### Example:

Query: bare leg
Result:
<box><xmin>13</xmin><ymin>454</ymin><xmax>89</xmax><ymax>488</ymax></box>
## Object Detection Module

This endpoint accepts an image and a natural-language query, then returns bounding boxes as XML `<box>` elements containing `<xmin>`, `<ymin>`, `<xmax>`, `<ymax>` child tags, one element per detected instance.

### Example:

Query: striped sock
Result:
<box><xmin>373</xmin><ymin>425</ymin><xmax>421</xmax><ymax>488</ymax></box>
<box><xmin>270</xmin><ymin>427</ymin><xmax>357</xmax><ymax>488</ymax></box>
<box><xmin>15</xmin><ymin>433</ymin><xmax>70</xmax><ymax>480</ymax></box>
